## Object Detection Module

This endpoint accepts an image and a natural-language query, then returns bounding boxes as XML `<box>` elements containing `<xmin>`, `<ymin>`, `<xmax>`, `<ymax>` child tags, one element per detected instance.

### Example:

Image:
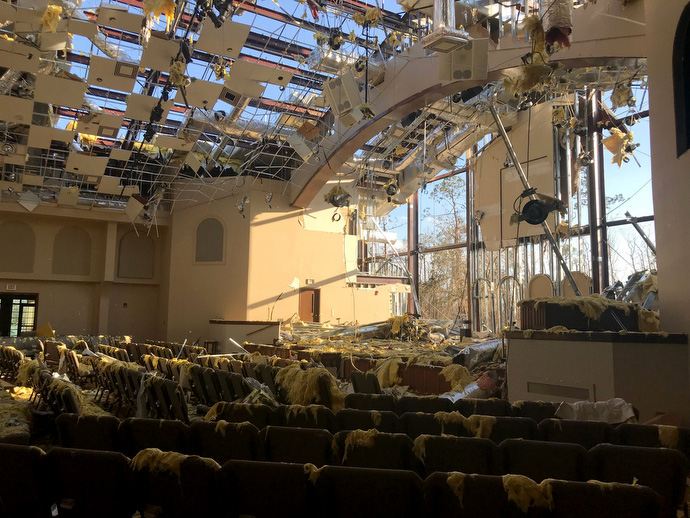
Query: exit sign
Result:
<box><xmin>6</xmin><ymin>284</ymin><xmax>16</xmax><ymax>291</ymax></box>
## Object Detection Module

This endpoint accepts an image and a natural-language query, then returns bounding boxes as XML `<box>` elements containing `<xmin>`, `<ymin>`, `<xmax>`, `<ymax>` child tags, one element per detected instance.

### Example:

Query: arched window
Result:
<box><xmin>674</xmin><ymin>2</ymin><xmax>690</xmax><ymax>156</ymax></box>
<box><xmin>52</xmin><ymin>226</ymin><xmax>91</xmax><ymax>275</ymax></box>
<box><xmin>0</xmin><ymin>221</ymin><xmax>35</xmax><ymax>273</ymax></box>
<box><xmin>118</xmin><ymin>231</ymin><xmax>154</xmax><ymax>279</ymax></box>
<box><xmin>195</xmin><ymin>218</ymin><xmax>224</xmax><ymax>262</ymax></box>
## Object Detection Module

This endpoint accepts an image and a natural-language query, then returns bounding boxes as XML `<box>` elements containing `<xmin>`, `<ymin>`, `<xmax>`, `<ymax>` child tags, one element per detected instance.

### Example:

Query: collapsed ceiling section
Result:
<box><xmin>0</xmin><ymin>0</ymin><xmax>646</xmax><ymax>224</ymax></box>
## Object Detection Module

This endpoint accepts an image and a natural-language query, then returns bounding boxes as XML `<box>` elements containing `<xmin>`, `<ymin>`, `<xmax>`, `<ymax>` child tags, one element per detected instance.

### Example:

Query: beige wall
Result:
<box><xmin>646</xmin><ymin>0</ymin><xmax>690</xmax><ymax>337</ymax></box>
<box><xmin>0</xmin><ymin>209</ymin><xmax>167</xmax><ymax>339</ymax></box>
<box><xmin>166</xmin><ymin>195</ymin><xmax>250</xmax><ymax>343</ymax></box>
<box><xmin>245</xmin><ymin>184</ymin><xmax>399</xmax><ymax>325</ymax></box>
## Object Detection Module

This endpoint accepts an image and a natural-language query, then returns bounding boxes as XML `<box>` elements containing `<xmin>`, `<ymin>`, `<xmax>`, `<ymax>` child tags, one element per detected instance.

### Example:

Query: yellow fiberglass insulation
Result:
<box><xmin>215</xmin><ymin>420</ymin><xmax>229</xmax><ymax>437</ymax></box>
<box><xmin>41</xmin><ymin>5</ymin><xmax>62</xmax><ymax>33</ymax></box>
<box><xmin>412</xmin><ymin>435</ymin><xmax>429</xmax><ymax>462</ymax></box>
<box><xmin>502</xmin><ymin>474</ymin><xmax>554</xmax><ymax>513</ymax></box>
<box><xmin>275</xmin><ymin>364</ymin><xmax>345</xmax><ymax>411</ymax></box>
<box><xmin>304</xmin><ymin>463</ymin><xmax>325</xmax><ymax>484</ymax></box>
<box><xmin>440</xmin><ymin>364</ymin><xmax>473</xmax><ymax>392</ymax></box>
<box><xmin>16</xmin><ymin>358</ymin><xmax>39</xmax><ymax>387</ymax></box>
<box><xmin>143</xmin><ymin>0</ymin><xmax>175</xmax><ymax>30</ymax></box>
<box><xmin>446</xmin><ymin>472</ymin><xmax>467</xmax><ymax>508</ymax></box>
<box><xmin>657</xmin><ymin>425</ymin><xmax>679</xmax><ymax>449</ymax></box>
<box><xmin>371</xmin><ymin>410</ymin><xmax>382</xmax><ymax>427</ymax></box>
<box><xmin>286</xmin><ymin>404</ymin><xmax>321</xmax><ymax>422</ymax></box>
<box><xmin>374</xmin><ymin>358</ymin><xmax>402</xmax><ymax>388</ymax></box>
<box><xmin>638</xmin><ymin>309</ymin><xmax>660</xmax><ymax>333</ymax></box>
<box><xmin>524</xmin><ymin>295</ymin><xmax>632</xmax><ymax>321</ymax></box>
<box><xmin>132</xmin><ymin>448</ymin><xmax>219</xmax><ymax>478</ymax></box>
<box><xmin>343</xmin><ymin>429</ymin><xmax>379</xmax><ymax>462</ymax></box>
<box><xmin>462</xmin><ymin>415</ymin><xmax>496</xmax><ymax>438</ymax></box>
<box><xmin>204</xmin><ymin>402</ymin><xmax>225</xmax><ymax>422</ymax></box>
<box><xmin>0</xmin><ymin>394</ymin><xmax>31</xmax><ymax>438</ymax></box>
<box><xmin>434</xmin><ymin>411</ymin><xmax>467</xmax><ymax>434</ymax></box>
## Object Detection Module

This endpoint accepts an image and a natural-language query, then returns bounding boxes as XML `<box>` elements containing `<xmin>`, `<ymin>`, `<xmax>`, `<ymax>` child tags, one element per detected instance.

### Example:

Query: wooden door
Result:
<box><xmin>299</xmin><ymin>288</ymin><xmax>320</xmax><ymax>323</ymax></box>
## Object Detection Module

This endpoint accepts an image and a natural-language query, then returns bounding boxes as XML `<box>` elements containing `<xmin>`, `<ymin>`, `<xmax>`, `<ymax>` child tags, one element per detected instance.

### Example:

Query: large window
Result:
<box><xmin>195</xmin><ymin>218</ymin><xmax>224</xmax><ymax>262</ymax></box>
<box><xmin>674</xmin><ymin>2</ymin><xmax>690</xmax><ymax>156</ymax></box>
<box><xmin>0</xmin><ymin>294</ymin><xmax>37</xmax><ymax>337</ymax></box>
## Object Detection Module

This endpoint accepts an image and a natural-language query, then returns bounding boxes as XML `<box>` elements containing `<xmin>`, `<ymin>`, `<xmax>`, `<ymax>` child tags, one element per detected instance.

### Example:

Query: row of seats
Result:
<box><xmin>0</xmin><ymin>442</ymin><xmax>666</xmax><ymax>518</ymax></box>
<box><xmin>55</xmin><ymin>414</ymin><xmax>688</xmax><ymax>517</ymax></box>
<box><xmin>201</xmin><ymin>401</ymin><xmax>690</xmax><ymax>454</ymax></box>
<box><xmin>0</xmin><ymin>345</ymin><xmax>23</xmax><ymax>380</ymax></box>
<box><xmin>344</xmin><ymin>392</ymin><xmax>562</xmax><ymax>421</ymax></box>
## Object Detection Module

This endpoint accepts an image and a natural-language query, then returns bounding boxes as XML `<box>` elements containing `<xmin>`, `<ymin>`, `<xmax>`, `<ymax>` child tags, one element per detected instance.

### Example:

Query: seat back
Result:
<box><xmin>424</xmin><ymin>472</ymin><xmax>515</xmax><ymax>516</ymax></box>
<box><xmin>351</xmin><ymin>371</ymin><xmax>382</xmax><ymax>394</ymax></box>
<box><xmin>201</xmin><ymin>367</ymin><xmax>223</xmax><ymax>404</ymax></box>
<box><xmin>500</xmin><ymin>438</ymin><xmax>589</xmax><ymax>482</ymax></box>
<box><xmin>315</xmin><ymin>465</ymin><xmax>424</xmax><ymax>518</ymax></box>
<box><xmin>276</xmin><ymin>404</ymin><xmax>336</xmax><ymax>431</ymax></box>
<box><xmin>589</xmin><ymin>443</ymin><xmax>688</xmax><ymax>518</ymax></box>
<box><xmin>206</xmin><ymin>402</ymin><xmax>276</xmax><ymax>429</ymax></box>
<box><xmin>189</xmin><ymin>420</ymin><xmax>259</xmax><ymax>465</ymax></box>
<box><xmin>454</xmin><ymin>398</ymin><xmax>512</xmax><ymax>417</ymax></box>
<box><xmin>416</xmin><ymin>435</ymin><xmax>501</xmax><ymax>477</ymax></box>
<box><xmin>333</xmin><ymin>429</ymin><xmax>422</xmax><ymax>473</ymax></box>
<box><xmin>0</xmin><ymin>444</ymin><xmax>52</xmax><ymax>517</ymax></box>
<box><xmin>56</xmin><ymin>413</ymin><xmax>121</xmax><ymax>451</ymax></box>
<box><xmin>132</xmin><ymin>449</ymin><xmax>220</xmax><ymax>518</ymax></box>
<box><xmin>46</xmin><ymin>447</ymin><xmax>135</xmax><ymax>518</ymax></box>
<box><xmin>335</xmin><ymin>408</ymin><xmax>398</xmax><ymax>433</ymax></box>
<box><xmin>397</xmin><ymin>396</ymin><xmax>452</xmax><ymax>415</ymax></box>
<box><xmin>118</xmin><ymin>418</ymin><xmax>189</xmax><ymax>457</ymax></box>
<box><xmin>511</xmin><ymin>400</ymin><xmax>560</xmax><ymax>423</ymax></box>
<box><xmin>220</xmin><ymin>460</ymin><xmax>316</xmax><ymax>518</ymax></box>
<box><xmin>261</xmin><ymin>426</ymin><xmax>334</xmax><ymax>466</ymax></box>
<box><xmin>344</xmin><ymin>393</ymin><xmax>396</xmax><ymax>412</ymax></box>
<box><xmin>539</xmin><ymin>418</ymin><xmax>614</xmax><ymax>449</ymax></box>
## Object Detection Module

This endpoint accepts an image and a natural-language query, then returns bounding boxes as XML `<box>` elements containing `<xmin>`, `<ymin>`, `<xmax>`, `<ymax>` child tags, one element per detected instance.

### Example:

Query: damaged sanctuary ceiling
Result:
<box><xmin>0</xmin><ymin>0</ymin><xmax>646</xmax><ymax>228</ymax></box>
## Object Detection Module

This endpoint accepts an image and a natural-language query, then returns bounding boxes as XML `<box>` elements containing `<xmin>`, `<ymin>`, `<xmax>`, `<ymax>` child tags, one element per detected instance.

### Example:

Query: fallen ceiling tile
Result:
<box><xmin>34</xmin><ymin>74</ymin><xmax>88</xmax><ymax>108</ymax></box>
<box><xmin>0</xmin><ymin>95</ymin><xmax>34</xmax><ymax>124</ymax></box>
<box><xmin>98</xmin><ymin>5</ymin><xmax>146</xmax><ymax>35</ymax></box>
<box><xmin>176</xmin><ymin>79</ymin><xmax>224</xmax><ymax>109</ymax></box>
<box><xmin>65</xmin><ymin>153</ymin><xmax>109</xmax><ymax>177</ymax></box>
<box><xmin>18</xmin><ymin>191</ymin><xmax>40</xmax><ymax>212</ymax></box>
<box><xmin>230</xmin><ymin>59</ymin><xmax>293</xmax><ymax>88</ymax></box>
<box><xmin>194</xmin><ymin>19</ymin><xmax>250</xmax><ymax>60</ymax></box>
<box><xmin>98</xmin><ymin>175</ymin><xmax>124</xmax><ymax>195</ymax></box>
<box><xmin>27</xmin><ymin>125</ymin><xmax>75</xmax><ymax>149</ymax></box>
<box><xmin>125</xmin><ymin>196</ymin><xmax>144</xmax><ymax>221</ymax></box>
<box><xmin>140</xmin><ymin>33</ymin><xmax>180</xmax><ymax>71</ymax></box>
<box><xmin>58</xmin><ymin>186</ymin><xmax>80</xmax><ymax>206</ymax></box>
<box><xmin>76</xmin><ymin>113</ymin><xmax>124</xmax><ymax>136</ymax></box>
<box><xmin>153</xmin><ymin>135</ymin><xmax>195</xmax><ymax>152</ymax></box>
<box><xmin>124</xmin><ymin>93</ymin><xmax>173</xmax><ymax>122</ymax></box>
<box><xmin>87</xmin><ymin>55</ymin><xmax>138</xmax><ymax>93</ymax></box>
<box><xmin>21</xmin><ymin>174</ymin><xmax>44</xmax><ymax>187</ymax></box>
<box><xmin>224</xmin><ymin>76</ymin><xmax>265</xmax><ymax>99</ymax></box>
<box><xmin>109</xmin><ymin>148</ymin><xmax>132</xmax><ymax>161</ymax></box>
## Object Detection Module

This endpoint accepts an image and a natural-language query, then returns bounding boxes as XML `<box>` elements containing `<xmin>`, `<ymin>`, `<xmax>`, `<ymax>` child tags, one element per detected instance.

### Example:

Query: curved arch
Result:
<box><xmin>118</xmin><ymin>231</ymin><xmax>154</xmax><ymax>279</ymax></box>
<box><xmin>0</xmin><ymin>221</ymin><xmax>35</xmax><ymax>273</ymax></box>
<box><xmin>195</xmin><ymin>217</ymin><xmax>225</xmax><ymax>262</ymax></box>
<box><xmin>52</xmin><ymin>226</ymin><xmax>91</xmax><ymax>275</ymax></box>
<box><xmin>290</xmin><ymin>0</ymin><xmax>647</xmax><ymax>207</ymax></box>
<box><xmin>674</xmin><ymin>2</ymin><xmax>690</xmax><ymax>156</ymax></box>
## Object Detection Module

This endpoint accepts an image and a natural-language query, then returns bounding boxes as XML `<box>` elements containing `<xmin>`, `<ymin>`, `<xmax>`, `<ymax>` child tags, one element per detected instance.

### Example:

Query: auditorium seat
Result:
<box><xmin>189</xmin><ymin>420</ymin><xmax>259</xmax><ymax>464</ymax></box>
<box><xmin>539</xmin><ymin>419</ymin><xmax>614</xmax><ymax>450</ymax></box>
<box><xmin>416</xmin><ymin>435</ymin><xmax>501</xmax><ymax>477</ymax></box>
<box><xmin>335</xmin><ymin>408</ymin><xmax>398</xmax><ymax>433</ymax></box>
<box><xmin>118</xmin><ymin>418</ymin><xmax>189</xmax><ymax>457</ymax></box>
<box><xmin>397</xmin><ymin>396</ymin><xmax>452</xmax><ymax>415</ymax></box>
<box><xmin>207</xmin><ymin>402</ymin><xmax>277</xmax><ymax>429</ymax></box>
<box><xmin>56</xmin><ymin>413</ymin><xmax>121</xmax><ymax>452</ymax></box>
<box><xmin>499</xmin><ymin>439</ymin><xmax>589</xmax><ymax>482</ymax></box>
<box><xmin>344</xmin><ymin>393</ymin><xmax>396</xmax><ymax>412</ymax></box>
<box><xmin>274</xmin><ymin>404</ymin><xmax>336</xmax><ymax>431</ymax></box>
<box><xmin>261</xmin><ymin>426</ymin><xmax>334</xmax><ymax>466</ymax></box>
<box><xmin>455</xmin><ymin>398</ymin><xmax>513</xmax><ymax>417</ymax></box>
<box><xmin>0</xmin><ymin>444</ymin><xmax>52</xmax><ymax>517</ymax></box>
<box><xmin>511</xmin><ymin>401</ymin><xmax>560</xmax><ymax>423</ymax></box>
<box><xmin>332</xmin><ymin>429</ymin><xmax>422</xmax><ymax>473</ymax></box>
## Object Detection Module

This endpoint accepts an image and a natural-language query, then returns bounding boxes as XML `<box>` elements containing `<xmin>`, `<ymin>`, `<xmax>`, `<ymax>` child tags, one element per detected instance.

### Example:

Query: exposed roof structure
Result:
<box><xmin>0</xmin><ymin>0</ymin><xmax>646</xmax><ymax>225</ymax></box>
